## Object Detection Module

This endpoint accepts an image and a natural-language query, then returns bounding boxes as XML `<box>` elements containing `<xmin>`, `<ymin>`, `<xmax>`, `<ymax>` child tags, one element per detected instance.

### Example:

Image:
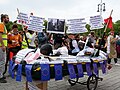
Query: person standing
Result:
<box><xmin>8</xmin><ymin>24</ymin><xmax>22</xmax><ymax>58</ymax></box>
<box><xmin>0</xmin><ymin>14</ymin><xmax>9</xmax><ymax>83</ymax></box>
<box><xmin>116</xmin><ymin>33</ymin><xmax>120</xmax><ymax>58</ymax></box>
<box><xmin>107</xmin><ymin>31</ymin><xmax>119</xmax><ymax>65</ymax></box>
<box><xmin>22</xmin><ymin>28</ymin><xmax>36</xmax><ymax>49</ymax></box>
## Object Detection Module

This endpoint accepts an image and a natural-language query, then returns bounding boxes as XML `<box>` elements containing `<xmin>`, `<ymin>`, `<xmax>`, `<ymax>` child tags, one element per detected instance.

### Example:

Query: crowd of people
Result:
<box><xmin>0</xmin><ymin>14</ymin><xmax>120</xmax><ymax>83</ymax></box>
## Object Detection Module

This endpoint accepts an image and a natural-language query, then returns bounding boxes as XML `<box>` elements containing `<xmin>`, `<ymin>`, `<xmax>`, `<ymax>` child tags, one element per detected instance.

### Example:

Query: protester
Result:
<box><xmin>53</xmin><ymin>33</ymin><xmax>64</xmax><ymax>49</ymax></box>
<box><xmin>53</xmin><ymin>39</ymin><xmax>68</xmax><ymax>56</ymax></box>
<box><xmin>87</xmin><ymin>31</ymin><xmax>96</xmax><ymax>48</ymax></box>
<box><xmin>107</xmin><ymin>31</ymin><xmax>119</xmax><ymax>65</ymax></box>
<box><xmin>27</xmin><ymin>30</ymin><xmax>36</xmax><ymax>49</ymax></box>
<box><xmin>8</xmin><ymin>24</ymin><xmax>22</xmax><ymax>58</ymax></box>
<box><xmin>38</xmin><ymin>31</ymin><xmax>48</xmax><ymax>48</ymax></box>
<box><xmin>22</xmin><ymin>27</ymin><xmax>36</xmax><ymax>49</ymax></box>
<box><xmin>0</xmin><ymin>14</ymin><xmax>9</xmax><ymax>83</ymax></box>
<box><xmin>68</xmin><ymin>34</ymin><xmax>80</xmax><ymax>55</ymax></box>
<box><xmin>116</xmin><ymin>33</ymin><xmax>120</xmax><ymax>58</ymax></box>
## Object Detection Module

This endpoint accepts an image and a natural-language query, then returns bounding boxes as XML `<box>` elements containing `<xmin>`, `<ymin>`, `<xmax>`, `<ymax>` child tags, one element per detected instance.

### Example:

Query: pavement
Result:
<box><xmin>0</xmin><ymin>58</ymin><xmax>120</xmax><ymax>90</ymax></box>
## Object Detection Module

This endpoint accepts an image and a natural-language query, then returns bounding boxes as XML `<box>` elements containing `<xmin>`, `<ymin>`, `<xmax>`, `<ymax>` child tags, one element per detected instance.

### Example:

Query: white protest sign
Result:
<box><xmin>27</xmin><ymin>15</ymin><xmax>45</xmax><ymax>32</ymax></box>
<box><xmin>67</xmin><ymin>18</ymin><xmax>87</xmax><ymax>34</ymax></box>
<box><xmin>17</xmin><ymin>12</ymin><xmax>28</xmax><ymax>25</ymax></box>
<box><xmin>89</xmin><ymin>15</ymin><xmax>104</xmax><ymax>30</ymax></box>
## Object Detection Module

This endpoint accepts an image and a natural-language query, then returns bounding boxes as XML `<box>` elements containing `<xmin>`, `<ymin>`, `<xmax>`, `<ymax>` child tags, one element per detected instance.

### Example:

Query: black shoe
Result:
<box><xmin>0</xmin><ymin>78</ymin><xmax>7</xmax><ymax>83</ymax></box>
<box><xmin>2</xmin><ymin>76</ymin><xmax>6</xmax><ymax>79</ymax></box>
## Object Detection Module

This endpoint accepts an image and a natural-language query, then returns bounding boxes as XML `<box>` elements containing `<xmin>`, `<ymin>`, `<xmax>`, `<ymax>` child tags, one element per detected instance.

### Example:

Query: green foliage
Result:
<box><xmin>114</xmin><ymin>20</ymin><xmax>120</xmax><ymax>35</ymax></box>
<box><xmin>43</xmin><ymin>20</ymin><xmax>48</xmax><ymax>32</ymax></box>
<box><xmin>5</xmin><ymin>21</ymin><xmax>23</xmax><ymax>32</ymax></box>
<box><xmin>5</xmin><ymin>21</ymin><xmax>13</xmax><ymax>32</ymax></box>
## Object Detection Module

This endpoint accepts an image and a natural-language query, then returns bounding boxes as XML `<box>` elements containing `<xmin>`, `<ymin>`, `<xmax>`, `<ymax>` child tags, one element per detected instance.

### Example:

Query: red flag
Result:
<box><xmin>104</xmin><ymin>16</ymin><xmax>113</xmax><ymax>29</ymax></box>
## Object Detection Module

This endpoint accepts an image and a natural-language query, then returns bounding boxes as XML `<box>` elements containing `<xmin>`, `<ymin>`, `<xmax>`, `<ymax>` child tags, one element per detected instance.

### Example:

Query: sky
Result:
<box><xmin>0</xmin><ymin>0</ymin><xmax>119</xmax><ymax>23</ymax></box>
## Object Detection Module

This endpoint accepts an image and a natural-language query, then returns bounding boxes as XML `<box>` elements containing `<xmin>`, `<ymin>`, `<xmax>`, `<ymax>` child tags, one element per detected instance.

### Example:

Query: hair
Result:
<box><xmin>40</xmin><ymin>44</ymin><xmax>53</xmax><ymax>55</ymax></box>
<box><xmin>1</xmin><ymin>14</ymin><xmax>8</xmax><ymax>22</ymax></box>
<box><xmin>91</xmin><ymin>31</ymin><xmax>95</xmax><ymax>35</ymax></box>
<box><xmin>24</xmin><ymin>26</ymin><xmax>28</xmax><ymax>30</ymax></box>
<box><xmin>12</xmin><ymin>24</ymin><xmax>18</xmax><ymax>29</ymax></box>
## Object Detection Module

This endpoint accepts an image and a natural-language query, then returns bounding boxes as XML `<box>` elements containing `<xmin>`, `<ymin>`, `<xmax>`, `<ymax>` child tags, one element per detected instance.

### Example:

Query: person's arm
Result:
<box><xmin>0</xmin><ymin>24</ymin><xmax>4</xmax><ymax>46</ymax></box>
<box><xmin>0</xmin><ymin>32</ymin><xmax>5</xmax><ymax>51</ymax></box>
<box><xmin>19</xmin><ymin>34</ymin><xmax>23</xmax><ymax>43</ymax></box>
<box><xmin>110</xmin><ymin>36</ymin><xmax>116</xmax><ymax>44</ymax></box>
<box><xmin>0</xmin><ymin>33</ymin><xmax>4</xmax><ymax>46</ymax></box>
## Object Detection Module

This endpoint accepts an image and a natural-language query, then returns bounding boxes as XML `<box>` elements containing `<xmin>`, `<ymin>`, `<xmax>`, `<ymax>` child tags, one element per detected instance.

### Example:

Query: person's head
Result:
<box><xmin>28</xmin><ymin>30</ymin><xmax>34</xmax><ymax>34</ymax></box>
<box><xmin>109</xmin><ymin>31</ymin><xmax>114</xmax><ymax>36</ymax></box>
<box><xmin>90</xmin><ymin>31</ymin><xmax>95</xmax><ymax>37</ymax></box>
<box><xmin>61</xmin><ymin>39</ymin><xmax>68</xmax><ymax>47</ymax></box>
<box><xmin>1</xmin><ymin>14</ymin><xmax>9</xmax><ymax>24</ymax></box>
<box><xmin>12</xmin><ymin>24</ymin><xmax>18</xmax><ymax>34</ymax></box>
<box><xmin>40</xmin><ymin>44</ymin><xmax>53</xmax><ymax>55</ymax></box>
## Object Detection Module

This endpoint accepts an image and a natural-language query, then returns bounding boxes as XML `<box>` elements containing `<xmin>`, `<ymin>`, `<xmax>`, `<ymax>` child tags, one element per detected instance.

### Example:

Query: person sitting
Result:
<box><xmin>53</xmin><ymin>39</ymin><xmax>68</xmax><ymax>56</ymax></box>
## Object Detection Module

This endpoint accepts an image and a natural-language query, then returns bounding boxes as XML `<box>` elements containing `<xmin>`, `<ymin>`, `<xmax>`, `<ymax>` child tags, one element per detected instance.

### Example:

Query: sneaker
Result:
<box><xmin>0</xmin><ymin>78</ymin><xmax>7</xmax><ymax>83</ymax></box>
<box><xmin>115</xmin><ymin>63</ymin><xmax>120</xmax><ymax>66</ymax></box>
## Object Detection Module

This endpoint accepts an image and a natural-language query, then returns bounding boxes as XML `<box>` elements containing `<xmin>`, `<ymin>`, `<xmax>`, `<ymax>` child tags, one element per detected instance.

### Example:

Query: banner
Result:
<box><xmin>67</xmin><ymin>64</ymin><xmax>76</xmax><ymax>79</ymax></box>
<box><xmin>47</xmin><ymin>18</ymin><xmax>65</xmax><ymax>34</ymax></box>
<box><xmin>25</xmin><ymin>65</ymin><xmax>33</xmax><ymax>82</ymax></box>
<box><xmin>86</xmin><ymin>63</ymin><xmax>92</xmax><ymax>76</ymax></box>
<box><xmin>54</xmin><ymin>64</ymin><xmax>62</xmax><ymax>80</ymax></box>
<box><xmin>93</xmin><ymin>63</ymin><xmax>98</xmax><ymax>76</ymax></box>
<box><xmin>17</xmin><ymin>12</ymin><xmax>28</xmax><ymax>25</ymax></box>
<box><xmin>67</xmin><ymin>18</ymin><xmax>87</xmax><ymax>34</ymax></box>
<box><xmin>40</xmin><ymin>64</ymin><xmax>50</xmax><ymax>81</ymax></box>
<box><xmin>8</xmin><ymin>60</ymin><xmax>13</xmax><ymax>78</ymax></box>
<box><xmin>27</xmin><ymin>15</ymin><xmax>44</xmax><ymax>32</ymax></box>
<box><xmin>11</xmin><ymin>64</ymin><xmax>17</xmax><ymax>79</ymax></box>
<box><xmin>77</xmin><ymin>64</ymin><xmax>83</xmax><ymax>77</ymax></box>
<box><xmin>16</xmin><ymin>64</ymin><xmax>22</xmax><ymax>81</ymax></box>
<box><xmin>89</xmin><ymin>15</ymin><xmax>104</xmax><ymax>30</ymax></box>
<box><xmin>100</xmin><ymin>62</ymin><xmax>105</xmax><ymax>74</ymax></box>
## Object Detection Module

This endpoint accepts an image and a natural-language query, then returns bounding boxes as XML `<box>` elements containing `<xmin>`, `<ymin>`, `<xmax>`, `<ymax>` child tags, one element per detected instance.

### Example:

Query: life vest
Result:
<box><xmin>0</xmin><ymin>23</ymin><xmax>7</xmax><ymax>47</ymax></box>
<box><xmin>22</xmin><ymin>33</ymin><xmax>31</xmax><ymax>49</ymax></box>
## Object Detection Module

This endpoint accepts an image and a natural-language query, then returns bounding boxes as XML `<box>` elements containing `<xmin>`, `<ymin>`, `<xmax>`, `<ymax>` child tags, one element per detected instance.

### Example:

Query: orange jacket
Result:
<box><xmin>8</xmin><ymin>33</ymin><xmax>22</xmax><ymax>48</ymax></box>
<box><xmin>0</xmin><ymin>23</ymin><xmax>4</xmax><ymax>33</ymax></box>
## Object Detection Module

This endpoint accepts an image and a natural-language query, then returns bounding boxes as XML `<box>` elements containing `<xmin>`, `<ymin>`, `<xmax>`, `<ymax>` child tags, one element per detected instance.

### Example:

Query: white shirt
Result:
<box><xmin>53</xmin><ymin>46</ymin><xmax>68</xmax><ymax>55</ymax></box>
<box><xmin>26</xmin><ymin>32</ymin><xmax>36</xmax><ymax>47</ymax></box>
<box><xmin>72</xmin><ymin>40</ymin><xmax>80</xmax><ymax>53</ymax></box>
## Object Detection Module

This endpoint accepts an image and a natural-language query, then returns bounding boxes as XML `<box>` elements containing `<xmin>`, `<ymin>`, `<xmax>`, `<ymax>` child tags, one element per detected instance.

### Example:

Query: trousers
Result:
<box><xmin>0</xmin><ymin>48</ymin><xmax>6</xmax><ymax>78</ymax></box>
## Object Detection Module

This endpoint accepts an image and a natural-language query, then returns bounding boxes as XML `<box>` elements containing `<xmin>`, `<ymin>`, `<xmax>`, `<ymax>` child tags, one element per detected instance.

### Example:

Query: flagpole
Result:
<box><xmin>94</xmin><ymin>10</ymin><xmax>113</xmax><ymax>56</ymax></box>
<box><xmin>17</xmin><ymin>8</ymin><xmax>30</xmax><ymax>48</ymax></box>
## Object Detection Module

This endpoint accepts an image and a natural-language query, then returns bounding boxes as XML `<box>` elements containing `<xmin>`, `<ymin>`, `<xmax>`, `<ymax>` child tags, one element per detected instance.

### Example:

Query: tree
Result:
<box><xmin>113</xmin><ymin>20</ymin><xmax>120</xmax><ymax>35</ymax></box>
